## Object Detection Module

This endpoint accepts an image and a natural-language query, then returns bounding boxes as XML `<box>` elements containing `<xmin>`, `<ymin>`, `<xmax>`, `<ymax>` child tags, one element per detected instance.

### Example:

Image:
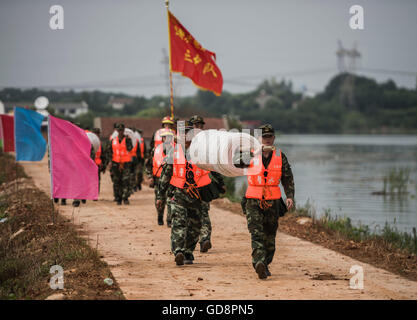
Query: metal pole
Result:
<box><xmin>165</xmin><ymin>0</ymin><xmax>174</xmax><ymax>118</ymax></box>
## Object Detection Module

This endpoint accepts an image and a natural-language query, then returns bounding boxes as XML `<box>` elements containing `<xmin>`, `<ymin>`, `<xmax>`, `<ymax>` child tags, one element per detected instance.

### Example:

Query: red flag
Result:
<box><xmin>0</xmin><ymin>115</ymin><xmax>15</xmax><ymax>152</ymax></box>
<box><xmin>168</xmin><ymin>10</ymin><xmax>223</xmax><ymax>96</ymax></box>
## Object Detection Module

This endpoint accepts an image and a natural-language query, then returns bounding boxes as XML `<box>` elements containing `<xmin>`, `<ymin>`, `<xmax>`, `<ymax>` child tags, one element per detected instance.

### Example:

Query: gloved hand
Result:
<box><xmin>149</xmin><ymin>178</ymin><xmax>155</xmax><ymax>188</ymax></box>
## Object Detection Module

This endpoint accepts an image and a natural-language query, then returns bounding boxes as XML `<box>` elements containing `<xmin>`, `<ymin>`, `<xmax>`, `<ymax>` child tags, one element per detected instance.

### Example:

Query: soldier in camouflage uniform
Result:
<box><xmin>156</xmin><ymin>121</ymin><xmax>223</xmax><ymax>265</ymax></box>
<box><xmin>109</xmin><ymin>123</ymin><xmax>133</xmax><ymax>205</ymax></box>
<box><xmin>92</xmin><ymin>128</ymin><xmax>108</xmax><ymax>196</ymax></box>
<box><xmin>146</xmin><ymin>129</ymin><xmax>175</xmax><ymax>225</ymax></box>
<box><xmin>106</xmin><ymin>122</ymin><xmax>119</xmax><ymax>201</ymax></box>
<box><xmin>135</xmin><ymin>128</ymin><xmax>146</xmax><ymax>191</ymax></box>
<box><xmin>189</xmin><ymin>115</ymin><xmax>218</xmax><ymax>253</ymax></box>
<box><xmin>241</xmin><ymin>124</ymin><xmax>294</xmax><ymax>279</ymax></box>
<box><xmin>129</xmin><ymin>127</ymin><xmax>139</xmax><ymax>194</ymax></box>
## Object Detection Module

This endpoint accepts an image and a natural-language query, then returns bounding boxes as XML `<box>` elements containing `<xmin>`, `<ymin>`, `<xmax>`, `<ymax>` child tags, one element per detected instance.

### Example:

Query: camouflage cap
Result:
<box><xmin>258</xmin><ymin>124</ymin><xmax>275</xmax><ymax>137</ymax></box>
<box><xmin>189</xmin><ymin>115</ymin><xmax>205</xmax><ymax>124</ymax></box>
<box><xmin>116</xmin><ymin>123</ymin><xmax>125</xmax><ymax>130</ymax></box>
<box><xmin>92</xmin><ymin>127</ymin><xmax>101</xmax><ymax>135</ymax></box>
<box><xmin>184</xmin><ymin>120</ymin><xmax>194</xmax><ymax>131</ymax></box>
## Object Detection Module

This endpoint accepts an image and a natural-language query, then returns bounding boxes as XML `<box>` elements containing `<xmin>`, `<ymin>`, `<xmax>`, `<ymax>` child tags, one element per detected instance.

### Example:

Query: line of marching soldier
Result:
<box><xmin>147</xmin><ymin>115</ymin><xmax>226</xmax><ymax>264</ymax></box>
<box><xmin>149</xmin><ymin>116</ymin><xmax>295</xmax><ymax>280</ymax></box>
<box><xmin>106</xmin><ymin>123</ymin><xmax>146</xmax><ymax>205</ymax></box>
<box><xmin>76</xmin><ymin>117</ymin><xmax>295</xmax><ymax>281</ymax></box>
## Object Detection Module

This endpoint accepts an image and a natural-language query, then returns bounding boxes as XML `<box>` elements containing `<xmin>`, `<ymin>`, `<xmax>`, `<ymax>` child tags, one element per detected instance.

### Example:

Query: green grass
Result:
<box><xmin>294</xmin><ymin>201</ymin><xmax>417</xmax><ymax>255</ymax></box>
<box><xmin>293</xmin><ymin>198</ymin><xmax>315</xmax><ymax>217</ymax></box>
<box><xmin>380</xmin><ymin>222</ymin><xmax>417</xmax><ymax>254</ymax></box>
<box><xmin>383</xmin><ymin>167</ymin><xmax>411</xmax><ymax>195</ymax></box>
<box><xmin>319</xmin><ymin>209</ymin><xmax>371</xmax><ymax>242</ymax></box>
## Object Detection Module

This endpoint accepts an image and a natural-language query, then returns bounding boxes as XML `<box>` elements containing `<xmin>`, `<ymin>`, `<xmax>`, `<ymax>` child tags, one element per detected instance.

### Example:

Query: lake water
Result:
<box><xmin>235</xmin><ymin>134</ymin><xmax>417</xmax><ymax>235</ymax></box>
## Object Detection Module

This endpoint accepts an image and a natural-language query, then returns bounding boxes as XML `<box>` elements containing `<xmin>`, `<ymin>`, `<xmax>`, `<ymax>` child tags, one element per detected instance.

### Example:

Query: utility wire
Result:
<box><xmin>1</xmin><ymin>67</ymin><xmax>415</xmax><ymax>91</ymax></box>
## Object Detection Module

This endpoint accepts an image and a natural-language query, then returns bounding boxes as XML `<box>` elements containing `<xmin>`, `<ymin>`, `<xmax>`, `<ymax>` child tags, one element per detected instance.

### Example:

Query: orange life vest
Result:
<box><xmin>152</xmin><ymin>144</ymin><xmax>167</xmax><ymax>177</ymax></box>
<box><xmin>95</xmin><ymin>144</ymin><xmax>102</xmax><ymax>165</ymax></box>
<box><xmin>140</xmin><ymin>137</ymin><xmax>145</xmax><ymax>158</ymax></box>
<box><xmin>130</xmin><ymin>141</ymin><xmax>138</xmax><ymax>158</ymax></box>
<box><xmin>245</xmin><ymin>149</ymin><xmax>282</xmax><ymax>200</ymax></box>
<box><xmin>170</xmin><ymin>144</ymin><xmax>211</xmax><ymax>189</ymax></box>
<box><xmin>154</xmin><ymin>128</ymin><xmax>175</xmax><ymax>147</ymax></box>
<box><xmin>112</xmin><ymin>137</ymin><xmax>132</xmax><ymax>163</ymax></box>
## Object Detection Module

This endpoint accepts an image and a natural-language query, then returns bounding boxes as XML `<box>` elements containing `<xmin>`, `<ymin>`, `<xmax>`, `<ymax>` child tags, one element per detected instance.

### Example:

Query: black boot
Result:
<box><xmin>61</xmin><ymin>199</ymin><xmax>66</xmax><ymax>205</ymax></box>
<box><xmin>184</xmin><ymin>253</ymin><xmax>194</xmax><ymax>265</ymax></box>
<box><xmin>175</xmin><ymin>252</ymin><xmax>184</xmax><ymax>266</ymax></box>
<box><xmin>266</xmin><ymin>266</ymin><xmax>272</xmax><ymax>277</ymax></box>
<box><xmin>200</xmin><ymin>240</ymin><xmax>212</xmax><ymax>253</ymax></box>
<box><xmin>255</xmin><ymin>261</ymin><xmax>267</xmax><ymax>279</ymax></box>
<box><xmin>158</xmin><ymin>214</ymin><xmax>164</xmax><ymax>225</ymax></box>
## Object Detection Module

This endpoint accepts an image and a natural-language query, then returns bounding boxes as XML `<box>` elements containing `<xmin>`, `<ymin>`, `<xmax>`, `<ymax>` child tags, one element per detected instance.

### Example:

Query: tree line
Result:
<box><xmin>1</xmin><ymin>73</ymin><xmax>416</xmax><ymax>133</ymax></box>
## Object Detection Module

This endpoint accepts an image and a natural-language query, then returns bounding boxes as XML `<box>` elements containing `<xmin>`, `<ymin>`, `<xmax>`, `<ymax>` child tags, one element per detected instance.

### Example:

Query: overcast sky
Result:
<box><xmin>1</xmin><ymin>0</ymin><xmax>416</xmax><ymax>98</ymax></box>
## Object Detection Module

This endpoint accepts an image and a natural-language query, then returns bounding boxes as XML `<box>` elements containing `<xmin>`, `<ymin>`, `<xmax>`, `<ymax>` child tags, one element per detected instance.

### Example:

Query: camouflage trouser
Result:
<box><xmin>166</xmin><ymin>197</ymin><xmax>173</xmax><ymax>224</ymax></box>
<box><xmin>130</xmin><ymin>159</ymin><xmax>137</xmax><ymax>194</ymax></box>
<box><xmin>154</xmin><ymin>177</ymin><xmax>171</xmax><ymax>220</ymax></box>
<box><xmin>199</xmin><ymin>202</ymin><xmax>211</xmax><ymax>244</ymax></box>
<box><xmin>136</xmin><ymin>162</ymin><xmax>144</xmax><ymax>187</ymax></box>
<box><xmin>110</xmin><ymin>162</ymin><xmax>131</xmax><ymax>201</ymax></box>
<box><xmin>245</xmin><ymin>198</ymin><xmax>279</xmax><ymax>268</ymax></box>
<box><xmin>170</xmin><ymin>200</ymin><xmax>202</xmax><ymax>261</ymax></box>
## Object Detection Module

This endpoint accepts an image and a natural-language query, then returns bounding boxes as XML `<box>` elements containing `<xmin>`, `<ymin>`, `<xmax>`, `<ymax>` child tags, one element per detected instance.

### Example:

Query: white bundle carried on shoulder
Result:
<box><xmin>134</xmin><ymin>131</ymin><xmax>142</xmax><ymax>145</ymax></box>
<box><xmin>111</xmin><ymin>128</ymin><xmax>137</xmax><ymax>145</ymax></box>
<box><xmin>189</xmin><ymin>129</ymin><xmax>262</xmax><ymax>177</ymax></box>
<box><xmin>86</xmin><ymin>132</ymin><xmax>100</xmax><ymax>153</ymax></box>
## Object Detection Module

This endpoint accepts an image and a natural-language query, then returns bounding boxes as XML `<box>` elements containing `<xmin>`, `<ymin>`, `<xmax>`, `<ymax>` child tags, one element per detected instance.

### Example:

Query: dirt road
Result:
<box><xmin>22</xmin><ymin>158</ymin><xmax>417</xmax><ymax>299</ymax></box>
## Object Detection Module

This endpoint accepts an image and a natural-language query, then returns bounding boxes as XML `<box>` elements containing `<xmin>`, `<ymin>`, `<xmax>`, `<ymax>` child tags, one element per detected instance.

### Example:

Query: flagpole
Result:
<box><xmin>165</xmin><ymin>0</ymin><xmax>174</xmax><ymax>119</ymax></box>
